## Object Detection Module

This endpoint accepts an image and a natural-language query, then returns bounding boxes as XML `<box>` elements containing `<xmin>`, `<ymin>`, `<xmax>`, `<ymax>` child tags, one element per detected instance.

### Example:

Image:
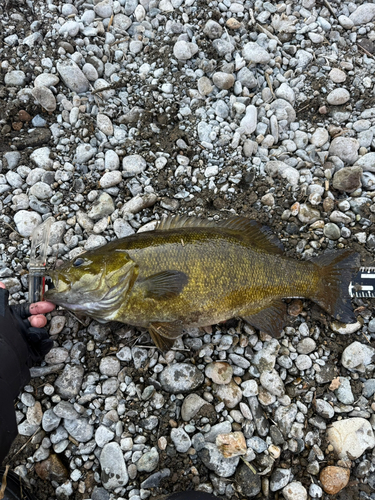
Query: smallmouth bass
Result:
<box><xmin>45</xmin><ymin>216</ymin><xmax>359</xmax><ymax>349</ymax></box>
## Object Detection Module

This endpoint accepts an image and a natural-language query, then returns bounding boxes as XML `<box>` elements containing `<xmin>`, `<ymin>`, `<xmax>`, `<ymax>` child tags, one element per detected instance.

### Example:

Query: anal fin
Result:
<box><xmin>148</xmin><ymin>321</ymin><xmax>184</xmax><ymax>350</ymax></box>
<box><xmin>243</xmin><ymin>300</ymin><xmax>287</xmax><ymax>338</ymax></box>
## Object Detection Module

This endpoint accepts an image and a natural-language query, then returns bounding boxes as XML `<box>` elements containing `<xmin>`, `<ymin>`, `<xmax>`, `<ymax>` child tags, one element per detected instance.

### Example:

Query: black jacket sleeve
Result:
<box><xmin>0</xmin><ymin>289</ymin><xmax>49</xmax><ymax>464</ymax></box>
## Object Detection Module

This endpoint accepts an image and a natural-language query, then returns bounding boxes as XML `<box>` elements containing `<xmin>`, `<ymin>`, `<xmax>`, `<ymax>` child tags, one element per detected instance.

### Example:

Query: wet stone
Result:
<box><xmin>327</xmin><ymin>418</ymin><xmax>375</xmax><ymax>459</ymax></box>
<box><xmin>181</xmin><ymin>394</ymin><xmax>207</xmax><ymax>421</ymax></box>
<box><xmin>64</xmin><ymin>418</ymin><xmax>94</xmax><ymax>443</ymax></box>
<box><xmin>100</xmin><ymin>442</ymin><xmax>129</xmax><ymax>490</ymax></box>
<box><xmin>170</xmin><ymin>427</ymin><xmax>191</xmax><ymax>453</ymax></box>
<box><xmin>198</xmin><ymin>443</ymin><xmax>239</xmax><ymax>477</ymax></box>
<box><xmin>159</xmin><ymin>363</ymin><xmax>204</xmax><ymax>393</ymax></box>
<box><xmin>270</xmin><ymin>468</ymin><xmax>291</xmax><ymax>492</ymax></box>
<box><xmin>320</xmin><ymin>466</ymin><xmax>350</xmax><ymax>495</ymax></box>
<box><xmin>235</xmin><ymin>462</ymin><xmax>261</xmax><ymax>497</ymax></box>
<box><xmin>55</xmin><ymin>365</ymin><xmax>84</xmax><ymax>399</ymax></box>
<box><xmin>136</xmin><ymin>448</ymin><xmax>159</xmax><ymax>472</ymax></box>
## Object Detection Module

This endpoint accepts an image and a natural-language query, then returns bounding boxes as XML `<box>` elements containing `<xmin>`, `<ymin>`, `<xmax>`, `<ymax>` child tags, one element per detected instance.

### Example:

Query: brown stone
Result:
<box><xmin>226</xmin><ymin>18</ymin><xmax>242</xmax><ymax>29</ymax></box>
<box><xmin>35</xmin><ymin>454</ymin><xmax>69</xmax><ymax>483</ymax></box>
<box><xmin>288</xmin><ymin>299</ymin><xmax>303</xmax><ymax>316</ymax></box>
<box><xmin>18</xmin><ymin>110</ymin><xmax>32</xmax><ymax>122</ymax></box>
<box><xmin>320</xmin><ymin>466</ymin><xmax>350</xmax><ymax>495</ymax></box>
<box><xmin>216</xmin><ymin>431</ymin><xmax>247</xmax><ymax>458</ymax></box>
<box><xmin>332</xmin><ymin>166</ymin><xmax>362</xmax><ymax>193</ymax></box>
<box><xmin>323</xmin><ymin>197</ymin><xmax>335</xmax><ymax>212</ymax></box>
<box><xmin>12</xmin><ymin>122</ymin><xmax>23</xmax><ymax>131</ymax></box>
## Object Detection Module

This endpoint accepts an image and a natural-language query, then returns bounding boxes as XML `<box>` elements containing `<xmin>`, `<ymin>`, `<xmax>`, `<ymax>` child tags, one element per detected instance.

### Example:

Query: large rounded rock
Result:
<box><xmin>332</xmin><ymin>166</ymin><xmax>362</xmax><ymax>192</ymax></box>
<box><xmin>159</xmin><ymin>363</ymin><xmax>204</xmax><ymax>393</ymax></box>
<box><xmin>320</xmin><ymin>466</ymin><xmax>350</xmax><ymax>494</ymax></box>
<box><xmin>329</xmin><ymin>137</ymin><xmax>359</xmax><ymax>164</ymax></box>
<box><xmin>100</xmin><ymin>442</ymin><xmax>128</xmax><ymax>489</ymax></box>
<box><xmin>57</xmin><ymin>60</ymin><xmax>90</xmax><ymax>93</ymax></box>
<box><xmin>198</xmin><ymin>443</ymin><xmax>239</xmax><ymax>477</ymax></box>
<box><xmin>14</xmin><ymin>211</ymin><xmax>42</xmax><ymax>237</ymax></box>
<box><xmin>341</xmin><ymin>341</ymin><xmax>375</xmax><ymax>372</ymax></box>
<box><xmin>282</xmin><ymin>481</ymin><xmax>307</xmax><ymax>500</ymax></box>
<box><xmin>327</xmin><ymin>418</ymin><xmax>375</xmax><ymax>459</ymax></box>
<box><xmin>235</xmin><ymin>462</ymin><xmax>261</xmax><ymax>497</ymax></box>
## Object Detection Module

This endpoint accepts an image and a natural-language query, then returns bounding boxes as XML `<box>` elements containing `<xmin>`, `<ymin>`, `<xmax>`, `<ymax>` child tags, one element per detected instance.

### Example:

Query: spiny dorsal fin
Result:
<box><xmin>216</xmin><ymin>217</ymin><xmax>284</xmax><ymax>254</ymax></box>
<box><xmin>156</xmin><ymin>215</ymin><xmax>217</xmax><ymax>231</ymax></box>
<box><xmin>155</xmin><ymin>216</ymin><xmax>284</xmax><ymax>254</ymax></box>
<box><xmin>140</xmin><ymin>270</ymin><xmax>188</xmax><ymax>300</ymax></box>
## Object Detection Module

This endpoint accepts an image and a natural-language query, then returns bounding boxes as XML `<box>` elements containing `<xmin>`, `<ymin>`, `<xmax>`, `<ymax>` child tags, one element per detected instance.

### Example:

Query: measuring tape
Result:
<box><xmin>349</xmin><ymin>267</ymin><xmax>375</xmax><ymax>298</ymax></box>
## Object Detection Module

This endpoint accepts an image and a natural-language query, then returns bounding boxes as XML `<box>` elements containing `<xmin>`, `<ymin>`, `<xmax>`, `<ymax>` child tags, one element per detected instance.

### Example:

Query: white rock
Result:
<box><xmin>241</xmin><ymin>379</ymin><xmax>258</xmax><ymax>397</ymax></box>
<box><xmin>75</xmin><ymin>144</ymin><xmax>97</xmax><ymax>164</ymax></box>
<box><xmin>295</xmin><ymin>355</ymin><xmax>312</xmax><ymax>371</ymax></box>
<box><xmin>30</xmin><ymin>147</ymin><xmax>53</xmax><ymax>169</ymax></box>
<box><xmin>329</xmin><ymin>68</ymin><xmax>347</xmax><ymax>83</ymax></box>
<box><xmin>5</xmin><ymin>70</ymin><xmax>26</xmax><ymax>86</ymax></box>
<box><xmin>311</xmin><ymin>128</ymin><xmax>329</xmax><ymax>147</ymax></box>
<box><xmin>100</xmin><ymin>171</ymin><xmax>122</xmax><ymax>188</ymax></box>
<box><xmin>34</xmin><ymin>74</ymin><xmax>60</xmax><ymax>88</ymax></box>
<box><xmin>31</xmin><ymin>86</ymin><xmax>56</xmax><ymax>112</ymax></box>
<box><xmin>94</xmin><ymin>0</ymin><xmax>113</xmax><ymax>18</ymax></box>
<box><xmin>134</xmin><ymin>4</ymin><xmax>146</xmax><ymax>21</ymax></box>
<box><xmin>113</xmin><ymin>219</ymin><xmax>135</xmax><ymax>238</ymax></box>
<box><xmin>122</xmin><ymin>154</ymin><xmax>147</xmax><ymax>177</ymax></box>
<box><xmin>338</xmin><ymin>15</ymin><xmax>354</xmax><ymax>29</ymax></box>
<box><xmin>100</xmin><ymin>442</ymin><xmax>128</xmax><ymax>489</ymax></box>
<box><xmin>349</xmin><ymin>3</ymin><xmax>375</xmax><ymax>25</ymax></box>
<box><xmin>329</xmin><ymin>137</ymin><xmax>359</xmax><ymax>165</ymax></box>
<box><xmin>354</xmin><ymin>153</ymin><xmax>375</xmax><ymax>172</ymax></box>
<box><xmin>14</xmin><ymin>211</ymin><xmax>42</xmax><ymax>237</ymax></box>
<box><xmin>82</xmin><ymin>63</ymin><xmax>98</xmax><ymax>82</ymax></box>
<box><xmin>327</xmin><ymin>88</ymin><xmax>350</xmax><ymax>105</ymax></box>
<box><xmin>57</xmin><ymin>60</ymin><xmax>90</xmax><ymax>93</ymax></box>
<box><xmin>341</xmin><ymin>341</ymin><xmax>375</xmax><ymax>372</ymax></box>
<box><xmin>240</xmin><ymin>105</ymin><xmax>257</xmax><ymax>134</ymax></box>
<box><xmin>260</xmin><ymin>370</ymin><xmax>284</xmax><ymax>397</ymax></box>
<box><xmin>275</xmin><ymin>83</ymin><xmax>295</xmax><ymax>105</ymax></box>
<box><xmin>173</xmin><ymin>40</ymin><xmax>198</xmax><ymax>60</ymax></box>
<box><xmin>330</xmin><ymin>321</ymin><xmax>362</xmax><ymax>335</ymax></box>
<box><xmin>327</xmin><ymin>418</ymin><xmax>375</xmax><ymax>459</ymax></box>
<box><xmin>105</xmin><ymin>150</ymin><xmax>120</xmax><ymax>171</ymax></box>
<box><xmin>242</xmin><ymin>42</ymin><xmax>270</xmax><ymax>64</ymax></box>
<box><xmin>113</xmin><ymin>13</ymin><xmax>132</xmax><ymax>31</ymax></box>
<box><xmin>59</xmin><ymin>20</ymin><xmax>80</xmax><ymax>36</ymax></box>
<box><xmin>282</xmin><ymin>481</ymin><xmax>307</xmax><ymax>500</ymax></box>
<box><xmin>97</xmin><ymin>113</ymin><xmax>114</xmax><ymax>136</ymax></box>
<box><xmin>170</xmin><ymin>427</ymin><xmax>191</xmax><ymax>453</ymax></box>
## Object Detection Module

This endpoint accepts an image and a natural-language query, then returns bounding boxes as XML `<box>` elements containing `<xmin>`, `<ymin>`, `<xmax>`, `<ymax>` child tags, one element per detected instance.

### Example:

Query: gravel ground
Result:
<box><xmin>1</xmin><ymin>0</ymin><xmax>375</xmax><ymax>498</ymax></box>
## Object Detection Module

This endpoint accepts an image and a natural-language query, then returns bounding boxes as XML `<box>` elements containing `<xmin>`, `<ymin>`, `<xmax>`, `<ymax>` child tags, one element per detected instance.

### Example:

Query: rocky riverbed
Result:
<box><xmin>1</xmin><ymin>0</ymin><xmax>375</xmax><ymax>498</ymax></box>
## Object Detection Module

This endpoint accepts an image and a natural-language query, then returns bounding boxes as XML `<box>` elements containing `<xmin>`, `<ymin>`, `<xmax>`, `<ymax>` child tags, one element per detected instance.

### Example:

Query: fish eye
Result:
<box><xmin>73</xmin><ymin>258</ymin><xmax>85</xmax><ymax>267</ymax></box>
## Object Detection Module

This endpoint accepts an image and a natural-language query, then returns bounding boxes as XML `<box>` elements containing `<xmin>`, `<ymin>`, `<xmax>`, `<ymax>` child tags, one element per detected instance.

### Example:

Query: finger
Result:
<box><xmin>29</xmin><ymin>301</ymin><xmax>56</xmax><ymax>316</ymax></box>
<box><xmin>0</xmin><ymin>282</ymin><xmax>6</xmax><ymax>289</ymax></box>
<box><xmin>29</xmin><ymin>315</ymin><xmax>47</xmax><ymax>328</ymax></box>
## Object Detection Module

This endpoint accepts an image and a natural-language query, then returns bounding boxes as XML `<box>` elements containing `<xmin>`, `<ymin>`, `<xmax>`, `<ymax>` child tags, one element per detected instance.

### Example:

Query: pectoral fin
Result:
<box><xmin>148</xmin><ymin>321</ymin><xmax>184</xmax><ymax>350</ymax></box>
<box><xmin>243</xmin><ymin>300</ymin><xmax>287</xmax><ymax>338</ymax></box>
<box><xmin>141</xmin><ymin>270</ymin><xmax>188</xmax><ymax>300</ymax></box>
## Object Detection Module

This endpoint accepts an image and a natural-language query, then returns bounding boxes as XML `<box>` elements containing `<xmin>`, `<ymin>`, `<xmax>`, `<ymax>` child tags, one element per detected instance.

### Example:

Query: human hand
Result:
<box><xmin>0</xmin><ymin>282</ymin><xmax>56</xmax><ymax>327</ymax></box>
<box><xmin>0</xmin><ymin>282</ymin><xmax>56</xmax><ymax>361</ymax></box>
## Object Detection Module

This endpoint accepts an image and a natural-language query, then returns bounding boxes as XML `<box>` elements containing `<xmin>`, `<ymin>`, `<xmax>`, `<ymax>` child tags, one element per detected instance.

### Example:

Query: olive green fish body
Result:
<box><xmin>46</xmin><ymin>216</ymin><xmax>359</xmax><ymax>349</ymax></box>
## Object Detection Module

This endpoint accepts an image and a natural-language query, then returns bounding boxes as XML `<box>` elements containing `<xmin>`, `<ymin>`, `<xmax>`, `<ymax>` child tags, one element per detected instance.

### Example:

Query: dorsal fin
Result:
<box><xmin>217</xmin><ymin>218</ymin><xmax>284</xmax><ymax>254</ymax></box>
<box><xmin>155</xmin><ymin>216</ymin><xmax>284</xmax><ymax>254</ymax></box>
<box><xmin>156</xmin><ymin>215</ymin><xmax>217</xmax><ymax>231</ymax></box>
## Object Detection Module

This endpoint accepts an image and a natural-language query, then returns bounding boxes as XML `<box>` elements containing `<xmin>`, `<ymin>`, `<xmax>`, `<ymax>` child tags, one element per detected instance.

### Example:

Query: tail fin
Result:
<box><xmin>310</xmin><ymin>250</ymin><xmax>360</xmax><ymax>324</ymax></box>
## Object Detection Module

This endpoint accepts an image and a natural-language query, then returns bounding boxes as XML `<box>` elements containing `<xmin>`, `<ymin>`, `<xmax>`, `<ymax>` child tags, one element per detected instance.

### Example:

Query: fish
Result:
<box><xmin>45</xmin><ymin>216</ymin><xmax>359</xmax><ymax>350</ymax></box>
